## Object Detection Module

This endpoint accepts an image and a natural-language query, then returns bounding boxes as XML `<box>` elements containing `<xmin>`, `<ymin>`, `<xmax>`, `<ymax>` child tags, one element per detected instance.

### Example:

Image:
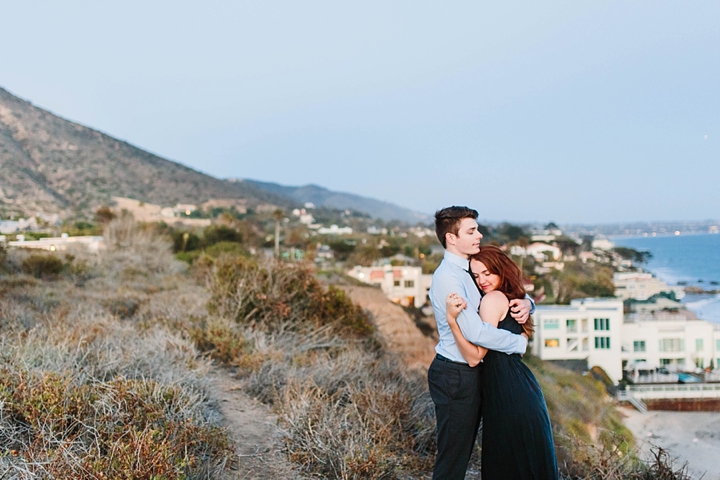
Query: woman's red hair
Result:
<box><xmin>472</xmin><ymin>245</ymin><xmax>534</xmax><ymax>338</ymax></box>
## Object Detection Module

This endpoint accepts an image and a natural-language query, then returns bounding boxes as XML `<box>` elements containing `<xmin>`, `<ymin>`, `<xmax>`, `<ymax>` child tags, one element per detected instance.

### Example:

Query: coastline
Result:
<box><xmin>619</xmin><ymin>407</ymin><xmax>720</xmax><ymax>480</ymax></box>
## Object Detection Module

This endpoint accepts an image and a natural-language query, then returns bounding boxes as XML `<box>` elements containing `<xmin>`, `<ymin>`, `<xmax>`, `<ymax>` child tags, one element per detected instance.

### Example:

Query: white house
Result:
<box><xmin>8</xmin><ymin>234</ymin><xmax>105</xmax><ymax>254</ymax></box>
<box><xmin>318</xmin><ymin>225</ymin><xmax>353</xmax><ymax>235</ymax></box>
<box><xmin>533</xmin><ymin>298</ymin><xmax>720</xmax><ymax>385</ymax></box>
<box><xmin>622</xmin><ymin>311</ymin><xmax>720</xmax><ymax>372</ymax></box>
<box><xmin>591</xmin><ymin>237</ymin><xmax>615</xmax><ymax>251</ymax></box>
<box><xmin>367</xmin><ymin>226</ymin><xmax>388</xmax><ymax>235</ymax></box>
<box><xmin>525</xmin><ymin>242</ymin><xmax>561</xmax><ymax>262</ymax></box>
<box><xmin>0</xmin><ymin>217</ymin><xmax>39</xmax><ymax>234</ymax></box>
<box><xmin>614</xmin><ymin>272</ymin><xmax>685</xmax><ymax>301</ymax></box>
<box><xmin>347</xmin><ymin>265</ymin><xmax>432</xmax><ymax>308</ymax></box>
<box><xmin>532</xmin><ymin>298</ymin><xmax>625</xmax><ymax>383</ymax></box>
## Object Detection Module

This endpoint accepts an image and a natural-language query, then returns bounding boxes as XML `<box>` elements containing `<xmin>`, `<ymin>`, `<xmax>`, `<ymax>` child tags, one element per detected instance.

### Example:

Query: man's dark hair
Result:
<box><xmin>434</xmin><ymin>206</ymin><xmax>479</xmax><ymax>249</ymax></box>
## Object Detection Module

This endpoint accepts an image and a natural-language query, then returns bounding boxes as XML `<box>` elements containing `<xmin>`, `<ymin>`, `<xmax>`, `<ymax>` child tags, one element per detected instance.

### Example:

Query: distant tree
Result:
<box><xmin>95</xmin><ymin>206</ymin><xmax>116</xmax><ymax>224</ymax></box>
<box><xmin>613</xmin><ymin>246</ymin><xmax>652</xmax><ymax>264</ymax></box>
<box><xmin>379</xmin><ymin>243</ymin><xmax>401</xmax><ymax>258</ymax></box>
<box><xmin>348</xmin><ymin>245</ymin><xmax>382</xmax><ymax>266</ymax></box>
<box><xmin>285</xmin><ymin>225</ymin><xmax>310</xmax><ymax>249</ymax></box>
<box><xmin>554</xmin><ymin>236</ymin><xmax>581</xmax><ymax>256</ymax></box>
<box><xmin>328</xmin><ymin>240</ymin><xmax>356</xmax><ymax>261</ymax></box>
<box><xmin>203</xmin><ymin>225</ymin><xmax>242</xmax><ymax>246</ymax></box>
<box><xmin>497</xmin><ymin>223</ymin><xmax>527</xmax><ymax>242</ymax></box>
<box><xmin>171</xmin><ymin>231</ymin><xmax>201</xmax><ymax>253</ymax></box>
<box><xmin>272</xmin><ymin>209</ymin><xmax>284</xmax><ymax>257</ymax></box>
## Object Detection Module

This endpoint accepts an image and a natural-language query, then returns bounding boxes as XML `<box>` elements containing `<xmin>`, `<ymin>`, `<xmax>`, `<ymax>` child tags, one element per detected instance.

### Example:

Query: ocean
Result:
<box><xmin>611</xmin><ymin>233</ymin><xmax>720</xmax><ymax>323</ymax></box>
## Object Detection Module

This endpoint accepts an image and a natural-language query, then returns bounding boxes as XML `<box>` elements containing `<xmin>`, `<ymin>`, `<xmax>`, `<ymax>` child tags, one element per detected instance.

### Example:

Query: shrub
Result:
<box><xmin>204</xmin><ymin>241</ymin><xmax>249</xmax><ymax>258</ymax></box>
<box><xmin>103</xmin><ymin>295</ymin><xmax>142</xmax><ymax>319</ymax></box>
<box><xmin>0</xmin><ymin>368</ymin><xmax>231</xmax><ymax>479</ymax></box>
<box><xmin>206</xmin><ymin>257</ymin><xmax>374</xmax><ymax>338</ymax></box>
<box><xmin>171</xmin><ymin>230</ymin><xmax>201</xmax><ymax>253</ymax></box>
<box><xmin>190</xmin><ymin>317</ymin><xmax>250</xmax><ymax>365</ymax></box>
<box><xmin>176</xmin><ymin>250</ymin><xmax>203</xmax><ymax>264</ymax></box>
<box><xmin>202</xmin><ymin>224</ymin><xmax>242</xmax><ymax>246</ymax></box>
<box><xmin>21</xmin><ymin>253</ymin><xmax>64</xmax><ymax>279</ymax></box>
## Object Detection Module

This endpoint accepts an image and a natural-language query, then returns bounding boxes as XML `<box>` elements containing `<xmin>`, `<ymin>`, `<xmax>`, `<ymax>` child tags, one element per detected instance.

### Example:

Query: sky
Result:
<box><xmin>1</xmin><ymin>1</ymin><xmax>718</xmax><ymax>224</ymax></box>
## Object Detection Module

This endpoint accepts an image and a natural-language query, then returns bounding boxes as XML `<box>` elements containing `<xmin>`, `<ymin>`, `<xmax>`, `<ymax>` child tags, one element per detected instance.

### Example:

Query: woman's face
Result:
<box><xmin>470</xmin><ymin>259</ymin><xmax>501</xmax><ymax>293</ymax></box>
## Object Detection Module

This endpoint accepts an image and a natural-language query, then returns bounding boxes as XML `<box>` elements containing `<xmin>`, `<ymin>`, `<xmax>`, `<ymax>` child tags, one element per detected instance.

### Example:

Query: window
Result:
<box><xmin>633</xmin><ymin>341</ymin><xmax>646</xmax><ymax>352</ymax></box>
<box><xmin>544</xmin><ymin>319</ymin><xmax>559</xmax><ymax>330</ymax></box>
<box><xmin>404</xmin><ymin>280</ymin><xmax>414</xmax><ymax>288</ymax></box>
<box><xmin>696</xmin><ymin>339</ymin><xmax>704</xmax><ymax>352</ymax></box>
<box><xmin>393</xmin><ymin>280</ymin><xmax>400</xmax><ymax>287</ymax></box>
<box><xmin>659</xmin><ymin>338</ymin><xmax>684</xmax><ymax>352</ymax></box>
<box><xmin>717</xmin><ymin>339</ymin><xmax>720</xmax><ymax>350</ymax></box>
<box><xmin>594</xmin><ymin>337</ymin><xmax>611</xmax><ymax>349</ymax></box>
<box><xmin>544</xmin><ymin>339</ymin><xmax>560</xmax><ymax>348</ymax></box>
<box><xmin>566</xmin><ymin>338</ymin><xmax>579</xmax><ymax>352</ymax></box>
<box><xmin>566</xmin><ymin>319</ymin><xmax>577</xmax><ymax>333</ymax></box>
<box><xmin>594</xmin><ymin>318</ymin><xmax>610</xmax><ymax>331</ymax></box>
<box><xmin>696</xmin><ymin>358</ymin><xmax>705</xmax><ymax>369</ymax></box>
<box><xmin>660</xmin><ymin>358</ymin><xmax>685</xmax><ymax>367</ymax></box>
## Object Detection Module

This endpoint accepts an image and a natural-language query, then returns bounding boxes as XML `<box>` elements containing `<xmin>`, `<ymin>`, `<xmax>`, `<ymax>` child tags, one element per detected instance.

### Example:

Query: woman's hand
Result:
<box><xmin>445</xmin><ymin>293</ymin><xmax>467</xmax><ymax>325</ymax></box>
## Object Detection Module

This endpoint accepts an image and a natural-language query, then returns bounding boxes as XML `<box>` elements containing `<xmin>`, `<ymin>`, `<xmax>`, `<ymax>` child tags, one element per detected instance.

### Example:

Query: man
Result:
<box><xmin>428</xmin><ymin>206</ymin><xmax>533</xmax><ymax>480</ymax></box>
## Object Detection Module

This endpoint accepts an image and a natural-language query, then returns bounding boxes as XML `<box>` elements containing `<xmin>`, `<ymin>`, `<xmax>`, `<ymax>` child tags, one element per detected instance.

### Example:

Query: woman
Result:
<box><xmin>445</xmin><ymin>245</ymin><xmax>558</xmax><ymax>480</ymax></box>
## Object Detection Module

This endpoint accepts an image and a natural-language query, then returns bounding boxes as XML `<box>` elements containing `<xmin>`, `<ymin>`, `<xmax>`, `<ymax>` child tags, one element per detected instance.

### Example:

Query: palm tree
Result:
<box><xmin>272</xmin><ymin>209</ymin><xmax>284</xmax><ymax>258</ymax></box>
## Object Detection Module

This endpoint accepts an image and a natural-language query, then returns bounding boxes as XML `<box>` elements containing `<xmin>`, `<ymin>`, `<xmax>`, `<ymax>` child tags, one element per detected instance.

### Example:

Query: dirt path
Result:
<box><xmin>207</xmin><ymin>285</ymin><xmax>434</xmax><ymax>479</ymax></box>
<box><xmin>208</xmin><ymin>370</ymin><xmax>306</xmax><ymax>480</ymax></box>
<box><xmin>341</xmin><ymin>285</ymin><xmax>437</xmax><ymax>370</ymax></box>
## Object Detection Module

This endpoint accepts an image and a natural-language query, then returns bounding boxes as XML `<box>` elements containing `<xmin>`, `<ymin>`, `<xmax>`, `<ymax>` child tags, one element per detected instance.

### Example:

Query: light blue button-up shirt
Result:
<box><xmin>430</xmin><ymin>250</ymin><xmax>530</xmax><ymax>363</ymax></box>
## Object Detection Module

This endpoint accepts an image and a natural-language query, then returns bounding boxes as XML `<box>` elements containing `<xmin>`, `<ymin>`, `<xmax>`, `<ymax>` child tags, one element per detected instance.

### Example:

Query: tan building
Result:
<box><xmin>347</xmin><ymin>265</ymin><xmax>432</xmax><ymax>308</ymax></box>
<box><xmin>614</xmin><ymin>272</ymin><xmax>685</xmax><ymax>301</ymax></box>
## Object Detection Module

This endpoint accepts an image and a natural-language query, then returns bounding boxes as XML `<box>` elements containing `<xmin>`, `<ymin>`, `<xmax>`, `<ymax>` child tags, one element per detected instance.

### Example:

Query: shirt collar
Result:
<box><xmin>443</xmin><ymin>250</ymin><xmax>470</xmax><ymax>269</ymax></box>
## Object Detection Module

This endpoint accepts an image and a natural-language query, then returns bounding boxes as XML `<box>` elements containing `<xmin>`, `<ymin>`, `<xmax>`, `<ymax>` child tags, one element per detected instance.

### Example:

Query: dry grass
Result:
<box><xmin>0</xmin><ymin>217</ymin><xmax>232</xmax><ymax>479</ymax></box>
<box><xmin>0</xmin><ymin>219</ymin><xmax>696</xmax><ymax>479</ymax></box>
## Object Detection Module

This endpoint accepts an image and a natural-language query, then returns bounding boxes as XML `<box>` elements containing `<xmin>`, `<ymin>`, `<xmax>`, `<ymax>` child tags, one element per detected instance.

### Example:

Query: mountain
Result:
<box><xmin>243</xmin><ymin>179</ymin><xmax>429</xmax><ymax>224</ymax></box>
<box><xmin>0</xmin><ymin>86</ymin><xmax>427</xmax><ymax>224</ymax></box>
<box><xmin>0</xmin><ymin>87</ymin><xmax>289</xmax><ymax>219</ymax></box>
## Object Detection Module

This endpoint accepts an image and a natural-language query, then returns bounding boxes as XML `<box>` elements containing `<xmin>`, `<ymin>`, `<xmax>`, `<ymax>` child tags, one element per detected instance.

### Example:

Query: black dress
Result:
<box><xmin>480</xmin><ymin>310</ymin><xmax>558</xmax><ymax>480</ymax></box>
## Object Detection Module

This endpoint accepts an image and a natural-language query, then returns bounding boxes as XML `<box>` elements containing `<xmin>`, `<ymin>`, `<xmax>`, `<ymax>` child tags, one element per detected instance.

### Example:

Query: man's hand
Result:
<box><xmin>509</xmin><ymin>298</ymin><xmax>532</xmax><ymax>324</ymax></box>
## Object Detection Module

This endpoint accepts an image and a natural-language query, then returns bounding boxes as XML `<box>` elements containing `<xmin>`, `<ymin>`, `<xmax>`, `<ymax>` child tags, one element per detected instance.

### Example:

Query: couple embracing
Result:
<box><xmin>428</xmin><ymin>206</ymin><xmax>558</xmax><ymax>480</ymax></box>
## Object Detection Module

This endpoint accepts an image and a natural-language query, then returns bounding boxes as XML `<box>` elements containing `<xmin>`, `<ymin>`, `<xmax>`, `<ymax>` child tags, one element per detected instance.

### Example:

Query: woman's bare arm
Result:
<box><xmin>479</xmin><ymin>291</ymin><xmax>510</xmax><ymax>329</ymax></box>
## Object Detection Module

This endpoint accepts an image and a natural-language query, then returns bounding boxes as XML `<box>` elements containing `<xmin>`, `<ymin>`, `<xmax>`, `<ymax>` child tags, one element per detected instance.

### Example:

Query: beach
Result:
<box><xmin>619</xmin><ymin>407</ymin><xmax>720</xmax><ymax>479</ymax></box>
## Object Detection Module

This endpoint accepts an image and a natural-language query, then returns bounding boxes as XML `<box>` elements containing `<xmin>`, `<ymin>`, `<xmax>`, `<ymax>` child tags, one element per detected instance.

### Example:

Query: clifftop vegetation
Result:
<box><xmin>0</xmin><ymin>218</ymin><xmax>690</xmax><ymax>478</ymax></box>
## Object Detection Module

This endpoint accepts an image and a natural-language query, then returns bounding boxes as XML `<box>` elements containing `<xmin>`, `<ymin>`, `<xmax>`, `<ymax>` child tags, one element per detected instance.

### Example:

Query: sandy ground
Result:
<box><xmin>340</xmin><ymin>285</ymin><xmax>437</xmax><ymax>370</ymax></box>
<box><xmin>620</xmin><ymin>406</ymin><xmax>720</xmax><ymax>480</ymax></box>
<box><xmin>208</xmin><ymin>370</ymin><xmax>307</xmax><ymax>480</ymax></box>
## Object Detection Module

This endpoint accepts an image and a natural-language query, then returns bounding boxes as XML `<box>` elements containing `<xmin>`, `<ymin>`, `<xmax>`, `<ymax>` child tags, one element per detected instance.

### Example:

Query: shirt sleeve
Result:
<box><xmin>527</xmin><ymin>293</ymin><xmax>536</xmax><ymax>314</ymax></box>
<box><xmin>433</xmin><ymin>276</ymin><xmax>527</xmax><ymax>355</ymax></box>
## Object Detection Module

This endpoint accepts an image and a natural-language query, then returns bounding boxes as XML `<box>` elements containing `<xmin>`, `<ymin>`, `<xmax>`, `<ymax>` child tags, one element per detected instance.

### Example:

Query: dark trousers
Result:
<box><xmin>428</xmin><ymin>356</ymin><xmax>482</xmax><ymax>480</ymax></box>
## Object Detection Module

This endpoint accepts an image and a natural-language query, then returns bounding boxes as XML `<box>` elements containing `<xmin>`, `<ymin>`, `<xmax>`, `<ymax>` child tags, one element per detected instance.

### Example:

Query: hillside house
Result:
<box><xmin>532</xmin><ymin>298</ymin><xmax>624</xmax><ymax>383</ymax></box>
<box><xmin>614</xmin><ymin>272</ymin><xmax>685</xmax><ymax>301</ymax></box>
<box><xmin>347</xmin><ymin>265</ymin><xmax>432</xmax><ymax>308</ymax></box>
<box><xmin>532</xmin><ymin>298</ymin><xmax>720</xmax><ymax>385</ymax></box>
<box><xmin>8</xmin><ymin>233</ymin><xmax>105</xmax><ymax>253</ymax></box>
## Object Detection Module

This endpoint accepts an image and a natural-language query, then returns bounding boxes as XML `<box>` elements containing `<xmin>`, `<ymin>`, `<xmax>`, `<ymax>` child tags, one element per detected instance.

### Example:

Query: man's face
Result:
<box><xmin>446</xmin><ymin>218</ymin><xmax>482</xmax><ymax>257</ymax></box>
